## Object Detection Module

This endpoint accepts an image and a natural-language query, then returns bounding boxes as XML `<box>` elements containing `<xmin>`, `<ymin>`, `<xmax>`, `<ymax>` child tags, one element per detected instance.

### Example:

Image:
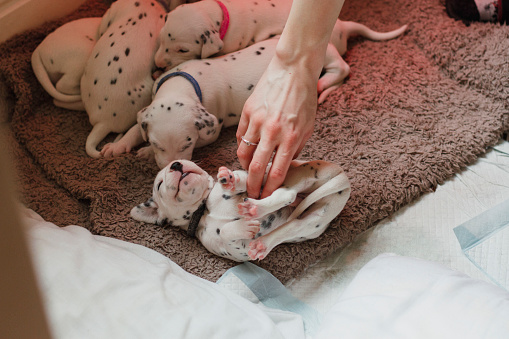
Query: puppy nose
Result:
<box><xmin>170</xmin><ymin>161</ymin><xmax>183</xmax><ymax>172</ymax></box>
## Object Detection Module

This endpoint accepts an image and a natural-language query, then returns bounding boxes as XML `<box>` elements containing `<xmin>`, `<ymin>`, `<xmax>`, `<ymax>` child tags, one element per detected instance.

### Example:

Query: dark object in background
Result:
<box><xmin>445</xmin><ymin>0</ymin><xmax>509</xmax><ymax>25</ymax></box>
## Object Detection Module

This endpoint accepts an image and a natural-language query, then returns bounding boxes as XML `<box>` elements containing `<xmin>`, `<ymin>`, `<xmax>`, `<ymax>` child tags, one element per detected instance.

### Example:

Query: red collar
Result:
<box><xmin>215</xmin><ymin>0</ymin><xmax>229</xmax><ymax>39</ymax></box>
<box><xmin>498</xmin><ymin>0</ymin><xmax>503</xmax><ymax>22</ymax></box>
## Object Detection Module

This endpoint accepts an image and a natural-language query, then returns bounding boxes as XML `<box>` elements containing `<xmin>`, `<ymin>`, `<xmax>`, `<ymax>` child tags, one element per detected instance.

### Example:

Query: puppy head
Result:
<box><xmin>154</xmin><ymin>5</ymin><xmax>223</xmax><ymax>69</ymax></box>
<box><xmin>137</xmin><ymin>97</ymin><xmax>221</xmax><ymax>169</ymax></box>
<box><xmin>131</xmin><ymin>159</ymin><xmax>214</xmax><ymax>229</ymax></box>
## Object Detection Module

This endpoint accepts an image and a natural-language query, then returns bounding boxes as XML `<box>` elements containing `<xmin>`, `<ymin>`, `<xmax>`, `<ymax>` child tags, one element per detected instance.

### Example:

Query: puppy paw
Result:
<box><xmin>243</xmin><ymin>219</ymin><xmax>260</xmax><ymax>239</ymax></box>
<box><xmin>152</xmin><ymin>68</ymin><xmax>165</xmax><ymax>81</ymax></box>
<box><xmin>101</xmin><ymin>141</ymin><xmax>131</xmax><ymax>157</ymax></box>
<box><xmin>217</xmin><ymin>166</ymin><xmax>235</xmax><ymax>191</ymax></box>
<box><xmin>238</xmin><ymin>198</ymin><xmax>258</xmax><ymax>219</ymax></box>
<box><xmin>248</xmin><ymin>238</ymin><xmax>268</xmax><ymax>260</ymax></box>
<box><xmin>136</xmin><ymin>146</ymin><xmax>155</xmax><ymax>161</ymax></box>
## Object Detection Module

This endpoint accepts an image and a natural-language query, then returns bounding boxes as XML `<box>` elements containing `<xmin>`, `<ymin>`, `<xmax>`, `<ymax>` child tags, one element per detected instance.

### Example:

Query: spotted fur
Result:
<box><xmin>104</xmin><ymin>20</ymin><xmax>407</xmax><ymax>167</ymax></box>
<box><xmin>31</xmin><ymin>18</ymin><xmax>102</xmax><ymax>111</ymax></box>
<box><xmin>81</xmin><ymin>0</ymin><xmax>166</xmax><ymax>158</ymax></box>
<box><xmin>154</xmin><ymin>0</ymin><xmax>292</xmax><ymax>69</ymax></box>
<box><xmin>131</xmin><ymin>159</ymin><xmax>351</xmax><ymax>261</ymax></box>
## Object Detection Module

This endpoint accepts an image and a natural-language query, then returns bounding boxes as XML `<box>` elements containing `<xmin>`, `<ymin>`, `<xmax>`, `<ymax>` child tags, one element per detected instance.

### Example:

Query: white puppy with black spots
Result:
<box><xmin>102</xmin><ymin>20</ymin><xmax>407</xmax><ymax>168</ymax></box>
<box><xmin>31</xmin><ymin>17</ymin><xmax>102</xmax><ymax>111</ymax></box>
<box><xmin>154</xmin><ymin>0</ymin><xmax>292</xmax><ymax>69</ymax></box>
<box><xmin>80</xmin><ymin>0</ymin><xmax>167</xmax><ymax>158</ymax></box>
<box><xmin>131</xmin><ymin>159</ymin><xmax>351</xmax><ymax>261</ymax></box>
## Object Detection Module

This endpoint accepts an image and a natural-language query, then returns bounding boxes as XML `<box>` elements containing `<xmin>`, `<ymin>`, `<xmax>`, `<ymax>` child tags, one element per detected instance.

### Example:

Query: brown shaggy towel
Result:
<box><xmin>1</xmin><ymin>0</ymin><xmax>507</xmax><ymax>283</ymax></box>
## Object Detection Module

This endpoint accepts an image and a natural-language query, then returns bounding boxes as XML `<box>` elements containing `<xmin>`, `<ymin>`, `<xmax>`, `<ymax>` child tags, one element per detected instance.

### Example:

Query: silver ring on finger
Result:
<box><xmin>241</xmin><ymin>135</ymin><xmax>258</xmax><ymax>146</ymax></box>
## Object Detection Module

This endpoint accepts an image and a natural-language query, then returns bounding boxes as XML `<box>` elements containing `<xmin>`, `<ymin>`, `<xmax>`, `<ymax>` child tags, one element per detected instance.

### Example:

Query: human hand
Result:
<box><xmin>236</xmin><ymin>54</ymin><xmax>317</xmax><ymax>199</ymax></box>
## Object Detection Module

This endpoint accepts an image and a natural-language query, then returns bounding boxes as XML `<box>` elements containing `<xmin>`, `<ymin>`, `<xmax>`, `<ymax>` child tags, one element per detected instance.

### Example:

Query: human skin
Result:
<box><xmin>236</xmin><ymin>0</ymin><xmax>346</xmax><ymax>199</ymax></box>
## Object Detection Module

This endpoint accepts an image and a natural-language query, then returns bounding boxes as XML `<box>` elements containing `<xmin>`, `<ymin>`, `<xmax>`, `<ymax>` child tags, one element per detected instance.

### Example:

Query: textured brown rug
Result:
<box><xmin>1</xmin><ymin>0</ymin><xmax>507</xmax><ymax>283</ymax></box>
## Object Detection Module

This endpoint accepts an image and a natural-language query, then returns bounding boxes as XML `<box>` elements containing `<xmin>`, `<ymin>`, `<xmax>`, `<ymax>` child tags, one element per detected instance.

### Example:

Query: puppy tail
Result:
<box><xmin>31</xmin><ymin>48</ymin><xmax>83</xmax><ymax>104</ymax></box>
<box><xmin>342</xmin><ymin>21</ymin><xmax>407</xmax><ymax>42</ymax></box>
<box><xmin>53</xmin><ymin>100</ymin><xmax>85</xmax><ymax>111</ymax></box>
<box><xmin>287</xmin><ymin>172</ymin><xmax>351</xmax><ymax>221</ymax></box>
<box><xmin>86</xmin><ymin>123</ymin><xmax>111</xmax><ymax>158</ymax></box>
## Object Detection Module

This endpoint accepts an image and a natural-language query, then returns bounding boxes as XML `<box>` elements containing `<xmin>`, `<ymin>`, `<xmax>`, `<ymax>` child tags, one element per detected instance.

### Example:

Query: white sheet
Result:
<box><xmin>316</xmin><ymin>254</ymin><xmax>509</xmax><ymax>339</ymax></box>
<box><xmin>23</xmin><ymin>208</ymin><xmax>304</xmax><ymax>339</ymax></box>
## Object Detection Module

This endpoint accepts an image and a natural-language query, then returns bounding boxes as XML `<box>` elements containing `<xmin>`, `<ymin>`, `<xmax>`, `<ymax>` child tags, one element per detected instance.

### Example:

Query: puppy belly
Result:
<box><xmin>197</xmin><ymin>205</ymin><xmax>293</xmax><ymax>262</ymax></box>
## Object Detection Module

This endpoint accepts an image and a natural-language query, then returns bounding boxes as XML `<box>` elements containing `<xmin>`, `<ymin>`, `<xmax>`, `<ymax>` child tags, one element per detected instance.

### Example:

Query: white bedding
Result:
<box><xmin>23</xmin><ymin>208</ymin><xmax>304</xmax><ymax>339</ymax></box>
<box><xmin>22</xmin><ymin>141</ymin><xmax>509</xmax><ymax>338</ymax></box>
<box><xmin>316</xmin><ymin>254</ymin><xmax>509</xmax><ymax>339</ymax></box>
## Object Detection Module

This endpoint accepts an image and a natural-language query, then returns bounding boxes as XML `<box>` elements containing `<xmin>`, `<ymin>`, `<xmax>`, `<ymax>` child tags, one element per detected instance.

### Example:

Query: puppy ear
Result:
<box><xmin>200</xmin><ymin>29</ymin><xmax>224</xmax><ymax>58</ymax></box>
<box><xmin>193</xmin><ymin>103</ymin><xmax>222</xmax><ymax>147</ymax></box>
<box><xmin>130</xmin><ymin>197</ymin><xmax>161</xmax><ymax>224</ymax></box>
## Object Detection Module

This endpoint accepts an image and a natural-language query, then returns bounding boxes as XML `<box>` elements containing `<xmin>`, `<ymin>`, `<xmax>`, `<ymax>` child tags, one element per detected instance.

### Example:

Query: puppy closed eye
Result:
<box><xmin>178</xmin><ymin>48</ymin><xmax>189</xmax><ymax>53</ymax></box>
<box><xmin>157</xmin><ymin>181</ymin><xmax>163</xmax><ymax>191</ymax></box>
<box><xmin>151</xmin><ymin>141</ymin><xmax>165</xmax><ymax>152</ymax></box>
<box><xmin>180</xmin><ymin>138</ymin><xmax>193</xmax><ymax>152</ymax></box>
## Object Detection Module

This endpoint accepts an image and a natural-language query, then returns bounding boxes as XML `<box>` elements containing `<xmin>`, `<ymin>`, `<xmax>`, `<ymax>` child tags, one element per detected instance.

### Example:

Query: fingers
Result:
<box><xmin>236</xmin><ymin>112</ymin><xmax>249</xmax><ymax>147</ymax></box>
<box><xmin>246</xmin><ymin>140</ymin><xmax>275</xmax><ymax>198</ymax></box>
<box><xmin>238</xmin><ymin>115</ymin><xmax>307</xmax><ymax>199</ymax></box>
<box><xmin>260</xmin><ymin>143</ymin><xmax>296</xmax><ymax>199</ymax></box>
<box><xmin>237</xmin><ymin>137</ymin><xmax>257</xmax><ymax>172</ymax></box>
<box><xmin>236</xmin><ymin>109</ymin><xmax>261</xmax><ymax>171</ymax></box>
<box><xmin>294</xmin><ymin>136</ymin><xmax>308</xmax><ymax>159</ymax></box>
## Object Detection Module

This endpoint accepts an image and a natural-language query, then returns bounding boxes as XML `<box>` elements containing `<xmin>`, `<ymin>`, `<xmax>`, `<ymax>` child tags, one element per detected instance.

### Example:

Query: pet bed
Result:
<box><xmin>1</xmin><ymin>0</ymin><xmax>508</xmax><ymax>283</ymax></box>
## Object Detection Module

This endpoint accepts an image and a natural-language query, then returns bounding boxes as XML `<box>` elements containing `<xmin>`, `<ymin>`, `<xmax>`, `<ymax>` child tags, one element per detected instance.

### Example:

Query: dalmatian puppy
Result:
<box><xmin>154</xmin><ymin>0</ymin><xmax>292</xmax><ymax>69</ymax></box>
<box><xmin>31</xmin><ymin>17</ymin><xmax>102</xmax><ymax>111</ymax></box>
<box><xmin>80</xmin><ymin>0</ymin><xmax>167</xmax><ymax>158</ymax></box>
<box><xmin>131</xmin><ymin>159</ymin><xmax>351</xmax><ymax>261</ymax></box>
<box><xmin>102</xmin><ymin>20</ymin><xmax>407</xmax><ymax>168</ymax></box>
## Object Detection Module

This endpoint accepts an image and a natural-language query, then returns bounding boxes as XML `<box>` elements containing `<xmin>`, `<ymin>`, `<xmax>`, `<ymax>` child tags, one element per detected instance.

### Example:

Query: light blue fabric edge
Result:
<box><xmin>453</xmin><ymin>198</ymin><xmax>509</xmax><ymax>290</ymax></box>
<box><xmin>453</xmin><ymin>198</ymin><xmax>509</xmax><ymax>251</ymax></box>
<box><xmin>217</xmin><ymin>262</ymin><xmax>323</xmax><ymax>336</ymax></box>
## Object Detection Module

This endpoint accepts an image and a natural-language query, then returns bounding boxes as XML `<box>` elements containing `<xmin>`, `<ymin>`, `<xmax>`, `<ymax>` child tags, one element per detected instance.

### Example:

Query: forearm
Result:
<box><xmin>276</xmin><ymin>0</ymin><xmax>345</xmax><ymax>77</ymax></box>
<box><xmin>237</xmin><ymin>0</ymin><xmax>345</xmax><ymax>199</ymax></box>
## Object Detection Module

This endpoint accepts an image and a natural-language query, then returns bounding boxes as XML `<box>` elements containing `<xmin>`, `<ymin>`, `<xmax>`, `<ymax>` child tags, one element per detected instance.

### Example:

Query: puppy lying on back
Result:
<box><xmin>101</xmin><ymin>20</ymin><xmax>407</xmax><ymax>168</ymax></box>
<box><xmin>131</xmin><ymin>159</ymin><xmax>351</xmax><ymax>261</ymax></box>
<box><xmin>154</xmin><ymin>0</ymin><xmax>293</xmax><ymax>69</ymax></box>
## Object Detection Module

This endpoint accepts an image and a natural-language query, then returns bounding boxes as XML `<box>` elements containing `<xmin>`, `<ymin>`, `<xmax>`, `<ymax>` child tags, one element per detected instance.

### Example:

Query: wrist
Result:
<box><xmin>274</xmin><ymin>37</ymin><xmax>327</xmax><ymax>77</ymax></box>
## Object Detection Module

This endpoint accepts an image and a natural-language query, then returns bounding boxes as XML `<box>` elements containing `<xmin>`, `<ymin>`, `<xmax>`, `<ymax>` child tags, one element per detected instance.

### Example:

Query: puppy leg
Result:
<box><xmin>248</xmin><ymin>190</ymin><xmax>349</xmax><ymax>260</ymax></box>
<box><xmin>136</xmin><ymin>145</ymin><xmax>155</xmax><ymax>161</ymax></box>
<box><xmin>239</xmin><ymin>187</ymin><xmax>299</xmax><ymax>220</ymax></box>
<box><xmin>238</xmin><ymin>161</ymin><xmax>340</xmax><ymax>219</ymax></box>
<box><xmin>317</xmin><ymin>43</ymin><xmax>350</xmax><ymax>104</ymax></box>
<box><xmin>217</xmin><ymin>167</ymin><xmax>248</xmax><ymax>193</ymax></box>
<box><xmin>220</xmin><ymin>219</ymin><xmax>260</xmax><ymax>242</ymax></box>
<box><xmin>101</xmin><ymin>124</ymin><xmax>144</xmax><ymax>157</ymax></box>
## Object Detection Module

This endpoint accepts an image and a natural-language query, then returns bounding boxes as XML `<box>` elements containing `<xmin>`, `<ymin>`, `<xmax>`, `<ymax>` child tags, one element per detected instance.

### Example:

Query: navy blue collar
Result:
<box><xmin>187</xmin><ymin>201</ymin><xmax>206</xmax><ymax>237</ymax></box>
<box><xmin>155</xmin><ymin>71</ymin><xmax>203</xmax><ymax>103</ymax></box>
